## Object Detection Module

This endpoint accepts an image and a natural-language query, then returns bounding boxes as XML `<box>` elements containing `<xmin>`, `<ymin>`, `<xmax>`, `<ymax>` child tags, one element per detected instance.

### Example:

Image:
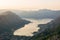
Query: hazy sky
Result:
<box><xmin>0</xmin><ymin>0</ymin><xmax>60</xmax><ymax>10</ymax></box>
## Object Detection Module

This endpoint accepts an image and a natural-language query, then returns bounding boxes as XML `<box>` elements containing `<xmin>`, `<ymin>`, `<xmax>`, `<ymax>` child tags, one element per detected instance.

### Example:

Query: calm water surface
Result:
<box><xmin>14</xmin><ymin>18</ymin><xmax>53</xmax><ymax>36</ymax></box>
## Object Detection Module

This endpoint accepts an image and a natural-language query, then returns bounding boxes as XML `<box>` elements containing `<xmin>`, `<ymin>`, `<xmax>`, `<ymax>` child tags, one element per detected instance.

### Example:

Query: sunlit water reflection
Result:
<box><xmin>14</xmin><ymin>18</ymin><xmax>53</xmax><ymax>36</ymax></box>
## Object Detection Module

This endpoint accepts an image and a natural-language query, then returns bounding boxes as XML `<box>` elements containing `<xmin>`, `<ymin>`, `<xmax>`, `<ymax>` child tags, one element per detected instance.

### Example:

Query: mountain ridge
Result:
<box><xmin>0</xmin><ymin>11</ymin><xmax>30</xmax><ymax>33</ymax></box>
<box><xmin>30</xmin><ymin>17</ymin><xmax>60</xmax><ymax>40</ymax></box>
<box><xmin>12</xmin><ymin>9</ymin><xmax>60</xmax><ymax>19</ymax></box>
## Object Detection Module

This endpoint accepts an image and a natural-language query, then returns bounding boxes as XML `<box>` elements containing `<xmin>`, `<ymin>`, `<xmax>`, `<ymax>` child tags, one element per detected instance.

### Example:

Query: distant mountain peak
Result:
<box><xmin>0</xmin><ymin>11</ymin><xmax>15</xmax><ymax>15</ymax></box>
<box><xmin>3</xmin><ymin>11</ymin><xmax>13</xmax><ymax>13</ymax></box>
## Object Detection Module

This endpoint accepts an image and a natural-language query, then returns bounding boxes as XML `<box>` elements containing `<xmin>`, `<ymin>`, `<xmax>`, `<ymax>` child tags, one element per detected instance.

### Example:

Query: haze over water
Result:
<box><xmin>14</xmin><ymin>18</ymin><xmax>53</xmax><ymax>36</ymax></box>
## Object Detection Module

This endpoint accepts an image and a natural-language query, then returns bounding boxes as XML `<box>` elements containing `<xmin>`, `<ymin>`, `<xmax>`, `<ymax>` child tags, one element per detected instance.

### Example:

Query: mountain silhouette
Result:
<box><xmin>30</xmin><ymin>17</ymin><xmax>60</xmax><ymax>40</ymax></box>
<box><xmin>13</xmin><ymin>9</ymin><xmax>60</xmax><ymax>19</ymax></box>
<box><xmin>0</xmin><ymin>11</ymin><xmax>30</xmax><ymax>33</ymax></box>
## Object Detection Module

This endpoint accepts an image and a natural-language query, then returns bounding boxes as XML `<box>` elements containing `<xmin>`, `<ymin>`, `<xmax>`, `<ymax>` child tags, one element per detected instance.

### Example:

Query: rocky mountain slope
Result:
<box><xmin>0</xmin><ymin>11</ymin><xmax>30</xmax><ymax>40</ymax></box>
<box><xmin>30</xmin><ymin>17</ymin><xmax>60</xmax><ymax>40</ymax></box>
<box><xmin>0</xmin><ymin>11</ymin><xmax>29</xmax><ymax>33</ymax></box>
